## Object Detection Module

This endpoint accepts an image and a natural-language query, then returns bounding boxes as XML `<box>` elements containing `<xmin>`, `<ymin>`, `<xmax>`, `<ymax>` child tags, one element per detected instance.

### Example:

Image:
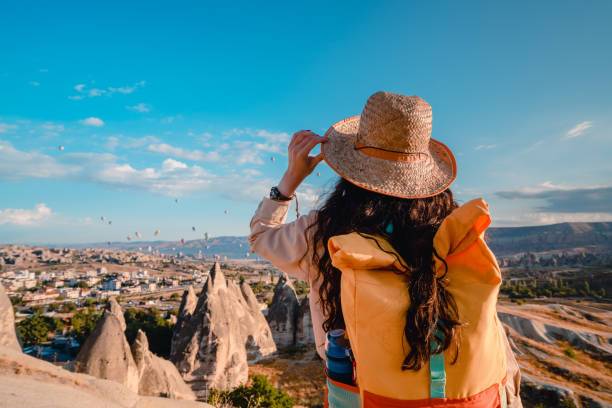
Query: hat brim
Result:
<box><xmin>322</xmin><ymin>115</ymin><xmax>457</xmax><ymax>199</ymax></box>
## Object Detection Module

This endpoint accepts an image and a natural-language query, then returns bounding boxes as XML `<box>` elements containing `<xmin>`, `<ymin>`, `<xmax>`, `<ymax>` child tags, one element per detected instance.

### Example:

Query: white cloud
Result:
<box><xmin>70</xmin><ymin>81</ymin><xmax>146</xmax><ymax>100</ymax></box>
<box><xmin>475</xmin><ymin>144</ymin><xmax>497</xmax><ymax>150</ymax></box>
<box><xmin>147</xmin><ymin>143</ymin><xmax>223</xmax><ymax>162</ymax></box>
<box><xmin>109</xmin><ymin>81</ymin><xmax>146</xmax><ymax>94</ymax></box>
<box><xmin>162</xmin><ymin>158</ymin><xmax>188</xmax><ymax>171</ymax></box>
<box><xmin>257</xmin><ymin>129</ymin><xmax>291</xmax><ymax>143</ymax></box>
<box><xmin>0</xmin><ymin>203</ymin><xmax>52</xmax><ymax>226</ymax></box>
<box><xmin>0</xmin><ymin>123</ymin><xmax>17</xmax><ymax>133</ymax></box>
<box><xmin>0</xmin><ymin>140</ymin><xmax>77</xmax><ymax>180</ymax></box>
<box><xmin>126</xmin><ymin>103</ymin><xmax>151</xmax><ymax>113</ymax></box>
<box><xmin>79</xmin><ymin>117</ymin><xmax>104</xmax><ymax>127</ymax></box>
<box><xmin>29</xmin><ymin>81</ymin><xmax>40</xmax><ymax>86</ymax></box>
<box><xmin>105</xmin><ymin>136</ymin><xmax>120</xmax><ymax>150</ymax></box>
<box><xmin>564</xmin><ymin>121</ymin><xmax>592</xmax><ymax>139</ymax></box>
<box><xmin>494</xmin><ymin>211</ymin><xmax>612</xmax><ymax>227</ymax></box>
<box><xmin>523</xmin><ymin>140</ymin><xmax>543</xmax><ymax>153</ymax></box>
<box><xmin>41</xmin><ymin>122</ymin><xmax>64</xmax><ymax>132</ymax></box>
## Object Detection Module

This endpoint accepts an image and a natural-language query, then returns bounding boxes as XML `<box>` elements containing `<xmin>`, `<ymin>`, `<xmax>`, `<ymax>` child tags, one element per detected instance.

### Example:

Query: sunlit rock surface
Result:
<box><xmin>0</xmin><ymin>285</ymin><xmax>20</xmax><ymax>351</ymax></box>
<box><xmin>74</xmin><ymin>310</ymin><xmax>140</xmax><ymax>392</ymax></box>
<box><xmin>170</xmin><ymin>262</ymin><xmax>275</xmax><ymax>395</ymax></box>
<box><xmin>131</xmin><ymin>329</ymin><xmax>196</xmax><ymax>400</ymax></box>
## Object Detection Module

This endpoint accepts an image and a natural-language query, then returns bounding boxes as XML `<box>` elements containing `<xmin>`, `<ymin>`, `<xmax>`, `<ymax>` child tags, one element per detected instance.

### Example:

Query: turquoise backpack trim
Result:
<box><xmin>326</xmin><ymin>379</ymin><xmax>361</xmax><ymax>408</ymax></box>
<box><xmin>429</xmin><ymin>329</ymin><xmax>447</xmax><ymax>398</ymax></box>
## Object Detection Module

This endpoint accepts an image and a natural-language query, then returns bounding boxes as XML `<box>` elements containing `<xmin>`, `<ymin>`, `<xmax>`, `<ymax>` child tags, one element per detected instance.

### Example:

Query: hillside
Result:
<box><xmin>60</xmin><ymin>222</ymin><xmax>612</xmax><ymax>259</ymax></box>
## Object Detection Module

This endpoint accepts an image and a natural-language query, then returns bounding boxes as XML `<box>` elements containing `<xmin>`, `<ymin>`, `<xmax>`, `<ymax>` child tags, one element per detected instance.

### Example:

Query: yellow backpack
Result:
<box><xmin>327</xmin><ymin>199</ymin><xmax>508</xmax><ymax>407</ymax></box>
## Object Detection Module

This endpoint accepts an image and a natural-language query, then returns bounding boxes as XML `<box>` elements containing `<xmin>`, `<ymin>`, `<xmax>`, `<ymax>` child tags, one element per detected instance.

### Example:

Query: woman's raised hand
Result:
<box><xmin>277</xmin><ymin>130</ymin><xmax>328</xmax><ymax>198</ymax></box>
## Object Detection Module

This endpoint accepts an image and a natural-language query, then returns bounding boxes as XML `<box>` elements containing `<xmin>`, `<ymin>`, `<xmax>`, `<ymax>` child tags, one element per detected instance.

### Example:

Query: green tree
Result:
<box><xmin>59</xmin><ymin>302</ymin><xmax>77</xmax><ymax>313</ymax></box>
<box><xmin>75</xmin><ymin>281</ymin><xmax>89</xmax><ymax>289</ymax></box>
<box><xmin>124</xmin><ymin>307</ymin><xmax>174</xmax><ymax>358</ymax></box>
<box><xmin>169</xmin><ymin>292</ymin><xmax>180</xmax><ymax>301</ymax></box>
<box><xmin>70</xmin><ymin>308</ymin><xmax>102</xmax><ymax>345</ymax></box>
<box><xmin>16</xmin><ymin>315</ymin><xmax>64</xmax><ymax>346</ymax></box>
<box><xmin>17</xmin><ymin>316</ymin><xmax>49</xmax><ymax>346</ymax></box>
<box><xmin>30</xmin><ymin>305</ymin><xmax>45</xmax><ymax>315</ymax></box>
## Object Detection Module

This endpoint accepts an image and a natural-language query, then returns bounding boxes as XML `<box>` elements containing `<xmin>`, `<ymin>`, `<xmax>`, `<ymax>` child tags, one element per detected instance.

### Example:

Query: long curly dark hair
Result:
<box><xmin>305</xmin><ymin>177</ymin><xmax>463</xmax><ymax>370</ymax></box>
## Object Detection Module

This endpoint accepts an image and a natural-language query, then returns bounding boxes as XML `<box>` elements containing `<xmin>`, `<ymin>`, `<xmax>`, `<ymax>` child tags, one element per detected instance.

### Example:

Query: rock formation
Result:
<box><xmin>266</xmin><ymin>272</ymin><xmax>300</xmax><ymax>348</ymax></box>
<box><xmin>296</xmin><ymin>296</ymin><xmax>315</xmax><ymax>345</ymax></box>
<box><xmin>498</xmin><ymin>303</ymin><xmax>612</xmax><ymax>407</ymax></box>
<box><xmin>171</xmin><ymin>285</ymin><xmax>197</xmax><ymax>348</ymax></box>
<box><xmin>107</xmin><ymin>296</ymin><xmax>127</xmax><ymax>332</ymax></box>
<box><xmin>74</xmin><ymin>310</ymin><xmax>140</xmax><ymax>393</ymax></box>
<box><xmin>0</xmin><ymin>279</ymin><xmax>212</xmax><ymax>408</ymax></box>
<box><xmin>266</xmin><ymin>272</ymin><xmax>314</xmax><ymax>348</ymax></box>
<box><xmin>0</xmin><ymin>285</ymin><xmax>21</xmax><ymax>351</ymax></box>
<box><xmin>170</xmin><ymin>262</ymin><xmax>276</xmax><ymax>395</ymax></box>
<box><xmin>131</xmin><ymin>329</ymin><xmax>196</xmax><ymax>400</ymax></box>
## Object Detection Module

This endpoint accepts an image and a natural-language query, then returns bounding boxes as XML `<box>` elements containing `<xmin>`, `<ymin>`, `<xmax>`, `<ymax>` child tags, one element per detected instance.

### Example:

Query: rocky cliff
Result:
<box><xmin>170</xmin><ymin>262</ymin><xmax>276</xmax><ymax>395</ymax></box>
<box><xmin>0</xmin><ymin>285</ymin><xmax>20</xmax><ymax>351</ymax></box>
<box><xmin>74</xmin><ymin>309</ymin><xmax>140</xmax><ymax>392</ymax></box>
<box><xmin>73</xmin><ymin>296</ymin><xmax>197</xmax><ymax>401</ymax></box>
<box><xmin>498</xmin><ymin>301</ymin><xmax>612</xmax><ymax>407</ymax></box>
<box><xmin>266</xmin><ymin>272</ymin><xmax>314</xmax><ymax>349</ymax></box>
<box><xmin>0</xmin><ymin>278</ymin><xmax>212</xmax><ymax>408</ymax></box>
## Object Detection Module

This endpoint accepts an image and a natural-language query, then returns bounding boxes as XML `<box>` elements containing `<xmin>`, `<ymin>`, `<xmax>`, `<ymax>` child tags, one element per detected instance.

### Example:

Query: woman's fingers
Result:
<box><xmin>298</xmin><ymin>135</ymin><xmax>328</xmax><ymax>156</ymax></box>
<box><xmin>289</xmin><ymin>130</ymin><xmax>312</xmax><ymax>150</ymax></box>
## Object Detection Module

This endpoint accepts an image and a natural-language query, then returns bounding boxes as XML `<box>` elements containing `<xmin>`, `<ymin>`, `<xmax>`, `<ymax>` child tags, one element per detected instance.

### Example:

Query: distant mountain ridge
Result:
<box><xmin>63</xmin><ymin>222</ymin><xmax>612</xmax><ymax>259</ymax></box>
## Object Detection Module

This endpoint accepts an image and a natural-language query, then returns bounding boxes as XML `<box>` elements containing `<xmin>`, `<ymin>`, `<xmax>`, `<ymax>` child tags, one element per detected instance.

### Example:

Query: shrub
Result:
<box><xmin>564</xmin><ymin>346</ymin><xmax>576</xmax><ymax>359</ymax></box>
<box><xmin>208</xmin><ymin>375</ymin><xmax>294</xmax><ymax>408</ymax></box>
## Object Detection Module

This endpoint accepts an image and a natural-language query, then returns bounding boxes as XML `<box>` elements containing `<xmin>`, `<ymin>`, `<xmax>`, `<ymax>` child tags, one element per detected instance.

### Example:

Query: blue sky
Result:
<box><xmin>1</xmin><ymin>1</ymin><xmax>611</xmax><ymax>244</ymax></box>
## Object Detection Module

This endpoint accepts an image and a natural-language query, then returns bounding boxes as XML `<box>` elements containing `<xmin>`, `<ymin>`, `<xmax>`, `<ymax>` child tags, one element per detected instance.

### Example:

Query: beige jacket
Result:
<box><xmin>249</xmin><ymin>197</ymin><xmax>522</xmax><ymax>406</ymax></box>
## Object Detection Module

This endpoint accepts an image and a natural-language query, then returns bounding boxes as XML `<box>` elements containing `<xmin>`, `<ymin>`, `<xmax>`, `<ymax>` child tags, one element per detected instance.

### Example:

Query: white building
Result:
<box><xmin>102</xmin><ymin>279</ymin><xmax>121</xmax><ymax>291</ymax></box>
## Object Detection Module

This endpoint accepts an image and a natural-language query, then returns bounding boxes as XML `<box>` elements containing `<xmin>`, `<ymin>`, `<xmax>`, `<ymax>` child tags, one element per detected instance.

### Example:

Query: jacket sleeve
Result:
<box><xmin>500</xmin><ymin>322</ymin><xmax>523</xmax><ymax>408</ymax></box>
<box><xmin>248</xmin><ymin>197</ymin><xmax>316</xmax><ymax>283</ymax></box>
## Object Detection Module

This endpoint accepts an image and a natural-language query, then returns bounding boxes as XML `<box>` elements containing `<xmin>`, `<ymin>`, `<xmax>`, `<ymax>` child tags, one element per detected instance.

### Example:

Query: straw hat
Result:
<box><xmin>322</xmin><ymin>91</ymin><xmax>457</xmax><ymax>199</ymax></box>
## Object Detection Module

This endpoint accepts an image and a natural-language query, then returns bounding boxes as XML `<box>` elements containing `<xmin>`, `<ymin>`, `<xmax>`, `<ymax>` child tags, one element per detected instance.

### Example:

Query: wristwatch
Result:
<box><xmin>270</xmin><ymin>186</ymin><xmax>293</xmax><ymax>201</ymax></box>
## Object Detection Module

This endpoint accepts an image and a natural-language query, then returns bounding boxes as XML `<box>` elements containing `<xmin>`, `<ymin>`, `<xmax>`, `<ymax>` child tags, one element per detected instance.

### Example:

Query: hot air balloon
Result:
<box><xmin>224</xmin><ymin>210</ymin><xmax>228</xmax><ymax>215</ymax></box>
<box><xmin>270</xmin><ymin>156</ymin><xmax>275</xmax><ymax>162</ymax></box>
<box><xmin>108</xmin><ymin>221</ymin><xmax>112</xmax><ymax>225</ymax></box>
<box><xmin>154</xmin><ymin>229</ymin><xmax>160</xmax><ymax>236</ymax></box>
<box><xmin>180</xmin><ymin>238</ymin><xmax>186</xmax><ymax>244</ymax></box>
<box><xmin>58</xmin><ymin>145</ymin><xmax>64</xmax><ymax>151</ymax></box>
<box><xmin>245</xmin><ymin>252</ymin><xmax>250</xmax><ymax>257</ymax></box>
<box><xmin>175</xmin><ymin>198</ymin><xmax>179</xmax><ymax>203</ymax></box>
<box><xmin>239</xmin><ymin>243</ymin><xmax>242</xmax><ymax>248</ymax></box>
<box><xmin>205</xmin><ymin>232</ymin><xmax>209</xmax><ymax>241</ymax></box>
<box><xmin>316</xmin><ymin>172</ymin><xmax>321</xmax><ymax>177</ymax></box>
<box><xmin>135</xmin><ymin>232</ymin><xmax>141</xmax><ymax>239</ymax></box>
<box><xmin>192</xmin><ymin>226</ymin><xmax>196</xmax><ymax>232</ymax></box>
<box><xmin>101</xmin><ymin>216</ymin><xmax>105</xmax><ymax>222</ymax></box>
<box><xmin>127</xmin><ymin>236</ymin><xmax>132</xmax><ymax>241</ymax></box>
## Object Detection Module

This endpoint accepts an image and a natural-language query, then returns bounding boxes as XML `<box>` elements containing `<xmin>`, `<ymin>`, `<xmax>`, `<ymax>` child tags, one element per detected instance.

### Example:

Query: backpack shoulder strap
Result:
<box><xmin>430</xmin><ymin>326</ymin><xmax>446</xmax><ymax>398</ymax></box>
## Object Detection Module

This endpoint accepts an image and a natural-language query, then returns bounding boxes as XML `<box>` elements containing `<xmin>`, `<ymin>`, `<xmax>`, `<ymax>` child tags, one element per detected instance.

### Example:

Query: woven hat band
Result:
<box><xmin>353</xmin><ymin>140</ymin><xmax>430</xmax><ymax>163</ymax></box>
